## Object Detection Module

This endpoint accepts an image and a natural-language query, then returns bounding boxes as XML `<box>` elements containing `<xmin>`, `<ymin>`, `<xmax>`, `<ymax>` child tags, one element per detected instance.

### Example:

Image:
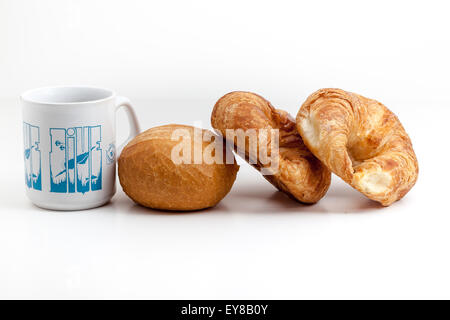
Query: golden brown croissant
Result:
<box><xmin>296</xmin><ymin>88</ymin><xmax>418</xmax><ymax>206</ymax></box>
<box><xmin>211</xmin><ymin>91</ymin><xmax>331</xmax><ymax>203</ymax></box>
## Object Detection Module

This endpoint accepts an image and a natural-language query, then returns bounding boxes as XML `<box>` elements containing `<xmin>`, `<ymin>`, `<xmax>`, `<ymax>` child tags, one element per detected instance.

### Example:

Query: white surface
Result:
<box><xmin>1</xmin><ymin>0</ymin><xmax>450</xmax><ymax>299</ymax></box>
<box><xmin>0</xmin><ymin>97</ymin><xmax>449</xmax><ymax>299</ymax></box>
<box><xmin>0</xmin><ymin>0</ymin><xmax>449</xmax><ymax>104</ymax></box>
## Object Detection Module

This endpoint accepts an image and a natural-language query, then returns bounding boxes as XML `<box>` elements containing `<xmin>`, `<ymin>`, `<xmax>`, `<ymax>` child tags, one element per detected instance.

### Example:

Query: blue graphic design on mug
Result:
<box><xmin>106</xmin><ymin>143</ymin><xmax>116</xmax><ymax>164</ymax></box>
<box><xmin>49</xmin><ymin>125</ymin><xmax>102</xmax><ymax>194</ymax></box>
<box><xmin>23</xmin><ymin>122</ymin><xmax>42</xmax><ymax>191</ymax></box>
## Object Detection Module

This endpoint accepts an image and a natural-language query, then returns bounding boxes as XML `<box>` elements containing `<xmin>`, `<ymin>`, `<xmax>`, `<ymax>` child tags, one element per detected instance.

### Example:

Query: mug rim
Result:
<box><xmin>20</xmin><ymin>85</ymin><xmax>116</xmax><ymax>106</ymax></box>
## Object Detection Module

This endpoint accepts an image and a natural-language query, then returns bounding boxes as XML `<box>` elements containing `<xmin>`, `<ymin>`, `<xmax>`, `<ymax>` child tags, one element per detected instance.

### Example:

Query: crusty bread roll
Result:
<box><xmin>211</xmin><ymin>91</ymin><xmax>331</xmax><ymax>204</ymax></box>
<box><xmin>297</xmin><ymin>88</ymin><xmax>418</xmax><ymax>206</ymax></box>
<box><xmin>118</xmin><ymin>124</ymin><xmax>239</xmax><ymax>211</ymax></box>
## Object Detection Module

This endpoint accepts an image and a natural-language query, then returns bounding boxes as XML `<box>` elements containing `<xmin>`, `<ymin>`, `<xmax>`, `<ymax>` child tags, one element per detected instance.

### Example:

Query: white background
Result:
<box><xmin>1</xmin><ymin>0</ymin><xmax>449</xmax><ymax>299</ymax></box>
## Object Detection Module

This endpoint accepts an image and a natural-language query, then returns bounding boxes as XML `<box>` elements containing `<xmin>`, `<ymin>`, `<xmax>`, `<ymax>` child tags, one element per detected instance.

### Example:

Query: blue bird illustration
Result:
<box><xmin>24</xmin><ymin>146</ymin><xmax>34</xmax><ymax>159</ymax></box>
<box><xmin>55</xmin><ymin>140</ymin><xmax>65</xmax><ymax>150</ymax></box>
<box><xmin>54</xmin><ymin>146</ymin><xmax>96</xmax><ymax>178</ymax></box>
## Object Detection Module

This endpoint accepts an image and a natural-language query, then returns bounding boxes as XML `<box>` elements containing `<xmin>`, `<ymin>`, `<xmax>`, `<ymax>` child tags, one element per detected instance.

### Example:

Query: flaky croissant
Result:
<box><xmin>296</xmin><ymin>88</ymin><xmax>418</xmax><ymax>206</ymax></box>
<box><xmin>211</xmin><ymin>91</ymin><xmax>331</xmax><ymax>203</ymax></box>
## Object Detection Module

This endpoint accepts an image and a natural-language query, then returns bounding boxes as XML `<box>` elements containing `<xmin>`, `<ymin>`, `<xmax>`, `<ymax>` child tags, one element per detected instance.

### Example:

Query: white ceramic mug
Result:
<box><xmin>21</xmin><ymin>86</ymin><xmax>140</xmax><ymax>210</ymax></box>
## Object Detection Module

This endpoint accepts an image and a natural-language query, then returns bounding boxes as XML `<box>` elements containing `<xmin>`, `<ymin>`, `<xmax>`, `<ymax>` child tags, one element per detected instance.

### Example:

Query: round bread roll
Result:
<box><xmin>118</xmin><ymin>124</ymin><xmax>239</xmax><ymax>211</ymax></box>
<box><xmin>296</xmin><ymin>88</ymin><xmax>418</xmax><ymax>206</ymax></box>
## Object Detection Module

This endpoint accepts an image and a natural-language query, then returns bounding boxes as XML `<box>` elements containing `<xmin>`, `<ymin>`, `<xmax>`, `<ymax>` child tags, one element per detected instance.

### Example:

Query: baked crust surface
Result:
<box><xmin>211</xmin><ymin>91</ymin><xmax>331</xmax><ymax>204</ymax></box>
<box><xmin>118</xmin><ymin>124</ymin><xmax>239</xmax><ymax>211</ymax></box>
<box><xmin>297</xmin><ymin>88</ymin><xmax>418</xmax><ymax>206</ymax></box>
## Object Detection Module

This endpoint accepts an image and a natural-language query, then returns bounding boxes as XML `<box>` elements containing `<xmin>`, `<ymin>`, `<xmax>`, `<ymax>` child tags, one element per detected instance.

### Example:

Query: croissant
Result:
<box><xmin>296</xmin><ymin>88</ymin><xmax>418</xmax><ymax>206</ymax></box>
<box><xmin>211</xmin><ymin>91</ymin><xmax>331</xmax><ymax>203</ymax></box>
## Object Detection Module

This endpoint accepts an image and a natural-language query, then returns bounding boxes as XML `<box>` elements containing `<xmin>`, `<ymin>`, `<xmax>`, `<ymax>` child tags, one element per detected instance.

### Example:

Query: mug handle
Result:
<box><xmin>115</xmin><ymin>96</ymin><xmax>141</xmax><ymax>157</ymax></box>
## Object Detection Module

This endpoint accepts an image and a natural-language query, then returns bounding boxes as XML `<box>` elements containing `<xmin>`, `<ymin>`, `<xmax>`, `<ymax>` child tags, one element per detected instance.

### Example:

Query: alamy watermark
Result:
<box><xmin>170</xmin><ymin>122</ymin><xmax>280</xmax><ymax>175</ymax></box>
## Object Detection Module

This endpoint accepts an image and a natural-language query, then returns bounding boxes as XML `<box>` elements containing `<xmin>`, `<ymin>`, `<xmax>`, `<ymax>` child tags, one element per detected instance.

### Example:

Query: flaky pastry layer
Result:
<box><xmin>211</xmin><ymin>91</ymin><xmax>331</xmax><ymax>204</ymax></box>
<box><xmin>297</xmin><ymin>88</ymin><xmax>418</xmax><ymax>206</ymax></box>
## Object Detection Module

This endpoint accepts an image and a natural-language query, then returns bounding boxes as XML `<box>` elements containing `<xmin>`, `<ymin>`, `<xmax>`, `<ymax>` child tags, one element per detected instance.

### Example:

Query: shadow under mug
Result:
<box><xmin>21</xmin><ymin>86</ymin><xmax>141</xmax><ymax>210</ymax></box>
